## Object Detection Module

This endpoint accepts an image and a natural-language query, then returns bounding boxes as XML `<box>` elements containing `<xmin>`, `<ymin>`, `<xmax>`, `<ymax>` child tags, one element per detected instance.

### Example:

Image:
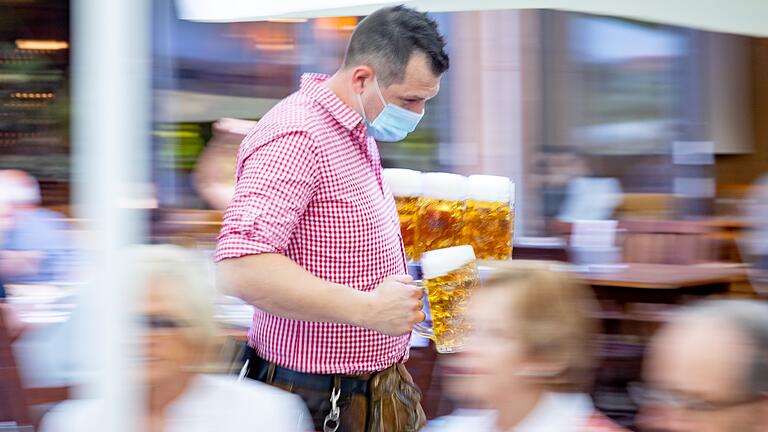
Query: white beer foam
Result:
<box><xmin>468</xmin><ymin>175</ymin><xmax>513</xmax><ymax>203</ymax></box>
<box><xmin>421</xmin><ymin>245</ymin><xmax>476</xmax><ymax>280</ymax></box>
<box><xmin>421</xmin><ymin>172</ymin><xmax>468</xmax><ymax>201</ymax></box>
<box><xmin>382</xmin><ymin>168</ymin><xmax>422</xmax><ymax>197</ymax></box>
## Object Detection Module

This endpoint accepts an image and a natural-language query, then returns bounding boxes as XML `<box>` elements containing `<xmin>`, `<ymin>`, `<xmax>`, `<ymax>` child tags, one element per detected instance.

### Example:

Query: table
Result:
<box><xmin>573</xmin><ymin>263</ymin><xmax>749</xmax><ymax>326</ymax></box>
<box><xmin>577</xmin><ymin>263</ymin><xmax>746</xmax><ymax>289</ymax></box>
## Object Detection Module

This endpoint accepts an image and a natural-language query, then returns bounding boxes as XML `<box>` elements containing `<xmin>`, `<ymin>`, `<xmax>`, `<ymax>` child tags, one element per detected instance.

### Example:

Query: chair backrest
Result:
<box><xmin>616</xmin><ymin>193</ymin><xmax>674</xmax><ymax>219</ymax></box>
<box><xmin>619</xmin><ymin>219</ymin><xmax>714</xmax><ymax>265</ymax></box>
<box><xmin>0</xmin><ymin>304</ymin><xmax>32</xmax><ymax>427</ymax></box>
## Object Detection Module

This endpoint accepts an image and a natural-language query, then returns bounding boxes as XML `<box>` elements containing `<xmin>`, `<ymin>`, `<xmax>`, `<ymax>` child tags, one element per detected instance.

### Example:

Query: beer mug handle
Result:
<box><xmin>412</xmin><ymin>280</ymin><xmax>435</xmax><ymax>340</ymax></box>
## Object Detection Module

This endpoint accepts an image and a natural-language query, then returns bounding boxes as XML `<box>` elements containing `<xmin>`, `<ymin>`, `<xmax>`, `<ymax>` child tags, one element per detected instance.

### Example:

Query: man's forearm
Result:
<box><xmin>217</xmin><ymin>253</ymin><xmax>371</xmax><ymax>327</ymax></box>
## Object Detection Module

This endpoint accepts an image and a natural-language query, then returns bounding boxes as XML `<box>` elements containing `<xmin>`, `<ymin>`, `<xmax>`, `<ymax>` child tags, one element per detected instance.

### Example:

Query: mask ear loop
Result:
<box><xmin>358</xmin><ymin>76</ymin><xmax>387</xmax><ymax>124</ymax></box>
<box><xmin>356</xmin><ymin>92</ymin><xmax>369</xmax><ymax>123</ymax></box>
<box><xmin>372</xmin><ymin>76</ymin><xmax>388</xmax><ymax>107</ymax></box>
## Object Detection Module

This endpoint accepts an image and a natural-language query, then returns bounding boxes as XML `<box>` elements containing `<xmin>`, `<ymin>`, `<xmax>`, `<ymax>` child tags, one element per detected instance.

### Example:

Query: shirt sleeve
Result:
<box><xmin>215</xmin><ymin>131</ymin><xmax>320</xmax><ymax>261</ymax></box>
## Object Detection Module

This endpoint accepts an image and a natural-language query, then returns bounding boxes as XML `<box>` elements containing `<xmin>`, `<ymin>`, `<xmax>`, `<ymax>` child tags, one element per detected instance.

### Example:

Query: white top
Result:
<box><xmin>39</xmin><ymin>374</ymin><xmax>313</xmax><ymax>432</ymax></box>
<box><xmin>382</xmin><ymin>168</ymin><xmax>422</xmax><ymax>197</ymax></box>
<box><xmin>421</xmin><ymin>172</ymin><xmax>468</xmax><ymax>201</ymax></box>
<box><xmin>468</xmin><ymin>175</ymin><xmax>513</xmax><ymax>203</ymax></box>
<box><xmin>421</xmin><ymin>245</ymin><xmax>476</xmax><ymax>280</ymax></box>
<box><xmin>424</xmin><ymin>392</ymin><xmax>595</xmax><ymax>432</ymax></box>
<box><xmin>557</xmin><ymin>177</ymin><xmax>622</xmax><ymax>222</ymax></box>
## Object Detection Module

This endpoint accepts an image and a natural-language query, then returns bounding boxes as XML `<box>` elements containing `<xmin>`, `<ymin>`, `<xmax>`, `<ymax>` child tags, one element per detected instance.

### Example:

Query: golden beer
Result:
<box><xmin>394</xmin><ymin>196</ymin><xmax>419</xmax><ymax>261</ymax></box>
<box><xmin>463</xmin><ymin>200</ymin><xmax>514</xmax><ymax>260</ymax></box>
<box><xmin>424</xmin><ymin>262</ymin><xmax>477</xmax><ymax>352</ymax></box>
<box><xmin>415</xmin><ymin>245</ymin><xmax>479</xmax><ymax>353</ymax></box>
<box><xmin>415</xmin><ymin>197</ymin><xmax>465</xmax><ymax>259</ymax></box>
<box><xmin>382</xmin><ymin>168</ymin><xmax>423</xmax><ymax>262</ymax></box>
<box><xmin>416</xmin><ymin>173</ymin><xmax>468</xmax><ymax>260</ymax></box>
<box><xmin>465</xmin><ymin>175</ymin><xmax>515</xmax><ymax>261</ymax></box>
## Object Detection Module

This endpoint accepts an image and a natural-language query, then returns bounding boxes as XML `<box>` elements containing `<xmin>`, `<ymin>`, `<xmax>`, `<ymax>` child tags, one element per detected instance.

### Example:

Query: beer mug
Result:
<box><xmin>415</xmin><ymin>173</ymin><xmax>468</xmax><ymax>259</ymax></box>
<box><xmin>414</xmin><ymin>245</ymin><xmax>479</xmax><ymax>353</ymax></box>
<box><xmin>464</xmin><ymin>175</ymin><xmax>515</xmax><ymax>260</ymax></box>
<box><xmin>382</xmin><ymin>168</ymin><xmax>422</xmax><ymax>262</ymax></box>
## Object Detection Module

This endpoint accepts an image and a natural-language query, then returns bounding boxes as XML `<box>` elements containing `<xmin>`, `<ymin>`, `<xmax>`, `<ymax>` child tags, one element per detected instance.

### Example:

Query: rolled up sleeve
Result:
<box><xmin>214</xmin><ymin>131</ymin><xmax>319</xmax><ymax>262</ymax></box>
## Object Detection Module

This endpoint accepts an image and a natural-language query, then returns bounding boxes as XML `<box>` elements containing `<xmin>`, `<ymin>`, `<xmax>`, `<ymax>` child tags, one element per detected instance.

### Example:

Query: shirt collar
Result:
<box><xmin>299</xmin><ymin>73</ymin><xmax>364</xmax><ymax>132</ymax></box>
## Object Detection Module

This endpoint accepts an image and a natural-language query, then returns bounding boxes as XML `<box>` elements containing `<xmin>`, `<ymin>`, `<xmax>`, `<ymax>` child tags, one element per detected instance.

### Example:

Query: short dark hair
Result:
<box><xmin>343</xmin><ymin>5</ymin><xmax>449</xmax><ymax>85</ymax></box>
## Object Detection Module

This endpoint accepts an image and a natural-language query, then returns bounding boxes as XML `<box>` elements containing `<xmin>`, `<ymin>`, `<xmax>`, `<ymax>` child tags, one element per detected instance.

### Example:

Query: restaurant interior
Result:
<box><xmin>1</xmin><ymin>0</ymin><xmax>768</xmax><ymax>430</ymax></box>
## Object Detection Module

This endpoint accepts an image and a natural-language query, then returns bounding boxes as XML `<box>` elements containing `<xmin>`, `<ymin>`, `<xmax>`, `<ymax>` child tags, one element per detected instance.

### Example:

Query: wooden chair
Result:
<box><xmin>615</xmin><ymin>193</ymin><xmax>674</xmax><ymax>220</ymax></box>
<box><xmin>619</xmin><ymin>219</ymin><xmax>715</xmax><ymax>265</ymax></box>
<box><xmin>0</xmin><ymin>304</ymin><xmax>70</xmax><ymax>429</ymax></box>
<box><xmin>151</xmin><ymin>209</ymin><xmax>224</xmax><ymax>246</ymax></box>
<box><xmin>0</xmin><ymin>303</ymin><xmax>33</xmax><ymax>428</ymax></box>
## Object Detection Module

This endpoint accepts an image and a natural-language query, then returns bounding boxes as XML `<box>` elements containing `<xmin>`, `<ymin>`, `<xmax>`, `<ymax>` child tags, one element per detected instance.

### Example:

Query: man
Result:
<box><xmin>0</xmin><ymin>170</ymin><xmax>70</xmax><ymax>287</ymax></box>
<box><xmin>638</xmin><ymin>300</ymin><xmax>768</xmax><ymax>431</ymax></box>
<box><xmin>215</xmin><ymin>6</ymin><xmax>449</xmax><ymax>431</ymax></box>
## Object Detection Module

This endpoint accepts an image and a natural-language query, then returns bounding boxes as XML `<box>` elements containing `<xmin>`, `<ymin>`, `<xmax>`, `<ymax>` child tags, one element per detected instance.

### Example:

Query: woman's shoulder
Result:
<box><xmin>182</xmin><ymin>375</ymin><xmax>313</xmax><ymax>429</ymax></box>
<box><xmin>423</xmin><ymin>409</ymin><xmax>496</xmax><ymax>432</ymax></box>
<box><xmin>188</xmin><ymin>374</ymin><xmax>308</xmax><ymax>410</ymax></box>
<box><xmin>39</xmin><ymin>399</ymin><xmax>100</xmax><ymax>432</ymax></box>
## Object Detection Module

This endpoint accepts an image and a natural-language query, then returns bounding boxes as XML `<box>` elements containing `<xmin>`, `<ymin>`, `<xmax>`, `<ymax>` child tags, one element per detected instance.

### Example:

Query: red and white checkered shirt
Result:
<box><xmin>215</xmin><ymin>73</ymin><xmax>410</xmax><ymax>374</ymax></box>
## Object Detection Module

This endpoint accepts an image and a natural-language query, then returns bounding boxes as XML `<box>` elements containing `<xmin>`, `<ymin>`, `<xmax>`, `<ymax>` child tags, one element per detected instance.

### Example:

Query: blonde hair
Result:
<box><xmin>128</xmin><ymin>244</ymin><xmax>219</xmax><ymax>354</ymax></box>
<box><xmin>480</xmin><ymin>261</ymin><xmax>599</xmax><ymax>391</ymax></box>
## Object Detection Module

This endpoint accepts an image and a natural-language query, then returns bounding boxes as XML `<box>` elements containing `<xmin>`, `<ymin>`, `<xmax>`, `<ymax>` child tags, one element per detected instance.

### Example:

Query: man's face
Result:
<box><xmin>640</xmin><ymin>318</ymin><xmax>767</xmax><ymax>432</ymax></box>
<box><xmin>362</xmin><ymin>51</ymin><xmax>441</xmax><ymax>120</ymax></box>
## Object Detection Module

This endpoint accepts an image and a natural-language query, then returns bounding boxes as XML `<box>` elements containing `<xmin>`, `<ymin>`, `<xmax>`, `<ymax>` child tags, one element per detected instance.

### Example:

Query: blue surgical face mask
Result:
<box><xmin>357</xmin><ymin>77</ymin><xmax>424</xmax><ymax>142</ymax></box>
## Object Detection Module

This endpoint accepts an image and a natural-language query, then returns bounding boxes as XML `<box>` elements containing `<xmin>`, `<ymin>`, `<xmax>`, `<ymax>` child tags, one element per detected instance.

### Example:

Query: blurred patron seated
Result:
<box><xmin>192</xmin><ymin>118</ymin><xmax>256</xmax><ymax>211</ymax></box>
<box><xmin>743</xmin><ymin>174</ymin><xmax>768</xmax><ymax>289</ymax></box>
<box><xmin>638</xmin><ymin>300</ymin><xmax>768</xmax><ymax>432</ymax></box>
<box><xmin>558</xmin><ymin>177</ymin><xmax>623</xmax><ymax>223</ymax></box>
<box><xmin>40</xmin><ymin>245</ymin><xmax>312</xmax><ymax>432</ymax></box>
<box><xmin>427</xmin><ymin>262</ymin><xmax>626</xmax><ymax>431</ymax></box>
<box><xmin>0</xmin><ymin>170</ymin><xmax>70</xmax><ymax>288</ymax></box>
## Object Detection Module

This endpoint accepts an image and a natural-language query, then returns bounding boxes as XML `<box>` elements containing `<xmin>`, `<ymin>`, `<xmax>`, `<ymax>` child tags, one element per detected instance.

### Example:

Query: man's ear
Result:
<box><xmin>350</xmin><ymin>65</ymin><xmax>374</xmax><ymax>95</ymax></box>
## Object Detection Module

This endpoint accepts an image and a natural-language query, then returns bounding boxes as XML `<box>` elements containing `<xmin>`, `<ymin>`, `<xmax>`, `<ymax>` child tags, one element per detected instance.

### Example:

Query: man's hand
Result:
<box><xmin>363</xmin><ymin>275</ymin><xmax>425</xmax><ymax>336</ymax></box>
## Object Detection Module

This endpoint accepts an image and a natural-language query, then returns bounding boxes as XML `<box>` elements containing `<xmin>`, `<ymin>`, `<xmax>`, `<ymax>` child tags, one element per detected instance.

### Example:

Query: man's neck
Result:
<box><xmin>324</xmin><ymin>71</ymin><xmax>362</xmax><ymax>117</ymax></box>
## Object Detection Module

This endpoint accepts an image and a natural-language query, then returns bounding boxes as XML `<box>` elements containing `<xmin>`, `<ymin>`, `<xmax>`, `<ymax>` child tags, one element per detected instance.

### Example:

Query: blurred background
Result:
<box><xmin>4</xmin><ymin>1</ymin><xmax>765</xmax><ymax>234</ymax></box>
<box><xmin>1</xmin><ymin>0</ymin><xmax>767</xmax><ymax>430</ymax></box>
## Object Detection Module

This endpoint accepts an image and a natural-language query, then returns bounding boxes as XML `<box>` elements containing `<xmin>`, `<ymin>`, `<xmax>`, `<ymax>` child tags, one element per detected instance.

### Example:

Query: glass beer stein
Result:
<box><xmin>464</xmin><ymin>175</ymin><xmax>515</xmax><ymax>260</ymax></box>
<box><xmin>382</xmin><ymin>168</ymin><xmax>422</xmax><ymax>262</ymax></box>
<box><xmin>414</xmin><ymin>245</ymin><xmax>479</xmax><ymax>353</ymax></box>
<box><xmin>414</xmin><ymin>173</ymin><xmax>468</xmax><ymax>260</ymax></box>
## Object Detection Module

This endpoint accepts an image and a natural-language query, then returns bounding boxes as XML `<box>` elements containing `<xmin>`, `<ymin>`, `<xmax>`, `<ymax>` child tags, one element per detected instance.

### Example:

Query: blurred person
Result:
<box><xmin>40</xmin><ymin>245</ymin><xmax>312</xmax><ymax>432</ymax></box>
<box><xmin>0</xmin><ymin>170</ymin><xmax>70</xmax><ymax>286</ymax></box>
<box><xmin>637</xmin><ymin>300</ymin><xmax>768</xmax><ymax>432</ymax></box>
<box><xmin>743</xmin><ymin>174</ymin><xmax>768</xmax><ymax>289</ymax></box>
<box><xmin>557</xmin><ymin>177</ymin><xmax>623</xmax><ymax>223</ymax></box>
<box><xmin>539</xmin><ymin>152</ymin><xmax>592</xmax><ymax>219</ymax></box>
<box><xmin>215</xmin><ymin>6</ymin><xmax>448</xmax><ymax>431</ymax></box>
<box><xmin>427</xmin><ymin>262</ymin><xmax>626</xmax><ymax>432</ymax></box>
<box><xmin>192</xmin><ymin>118</ymin><xmax>257</xmax><ymax>210</ymax></box>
